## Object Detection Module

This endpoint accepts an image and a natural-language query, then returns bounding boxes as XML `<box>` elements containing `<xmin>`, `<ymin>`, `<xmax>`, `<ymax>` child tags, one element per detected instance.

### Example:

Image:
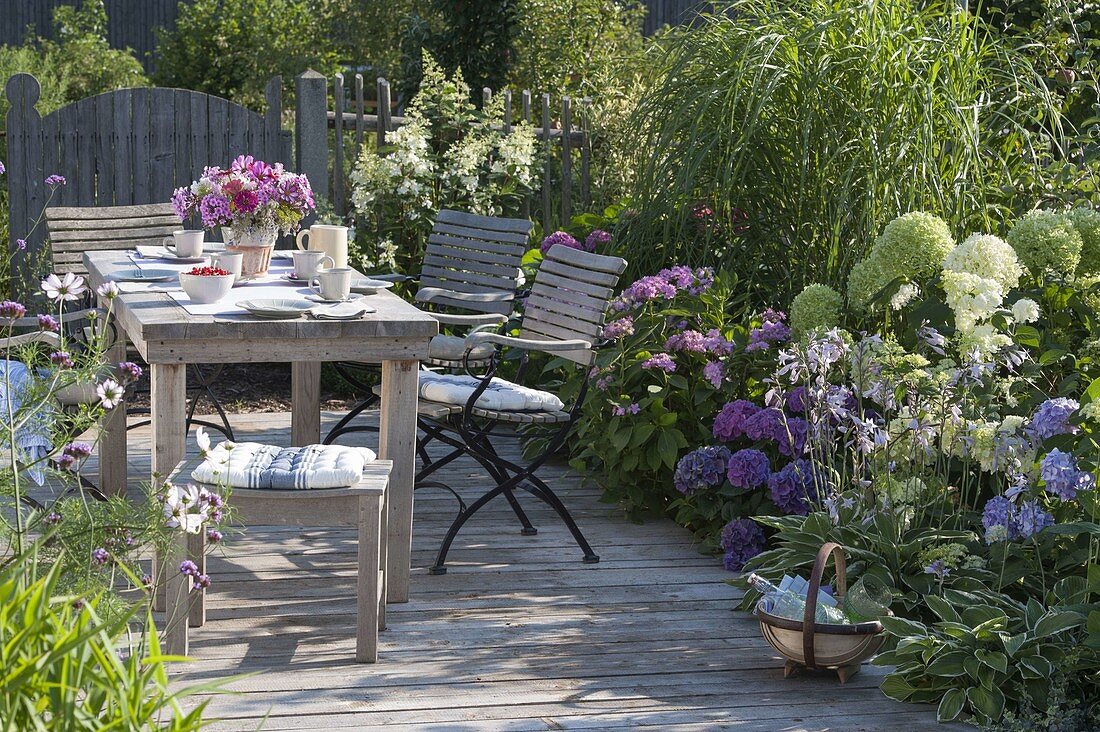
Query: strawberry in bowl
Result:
<box><xmin>179</xmin><ymin>266</ymin><xmax>235</xmax><ymax>304</ymax></box>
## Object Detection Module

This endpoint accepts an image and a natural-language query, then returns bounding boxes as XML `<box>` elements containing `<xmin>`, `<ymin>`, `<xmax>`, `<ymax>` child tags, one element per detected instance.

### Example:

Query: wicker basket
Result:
<box><xmin>754</xmin><ymin>542</ymin><xmax>888</xmax><ymax>683</ymax></box>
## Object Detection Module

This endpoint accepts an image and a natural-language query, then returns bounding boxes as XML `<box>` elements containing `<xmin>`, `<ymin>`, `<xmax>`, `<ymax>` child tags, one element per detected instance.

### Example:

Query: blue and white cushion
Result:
<box><xmin>191</xmin><ymin>443</ymin><xmax>377</xmax><ymax>489</ymax></box>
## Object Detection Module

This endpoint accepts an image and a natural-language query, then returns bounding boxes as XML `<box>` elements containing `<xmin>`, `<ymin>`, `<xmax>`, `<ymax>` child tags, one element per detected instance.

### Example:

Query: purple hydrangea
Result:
<box><xmin>1040</xmin><ymin>448</ymin><xmax>1094</xmax><ymax>501</ymax></box>
<box><xmin>981</xmin><ymin>495</ymin><xmax>1014</xmax><ymax>543</ymax></box>
<box><xmin>585</xmin><ymin>229</ymin><xmax>611</xmax><ymax>251</ymax></box>
<box><xmin>540</xmin><ymin>231</ymin><xmax>581</xmax><ymax>255</ymax></box>
<box><xmin>641</xmin><ymin>352</ymin><xmax>676</xmax><ymax>372</ymax></box>
<box><xmin>776</xmin><ymin>417</ymin><xmax>809</xmax><ymax>457</ymax></box>
<box><xmin>1029</xmin><ymin>398</ymin><xmax>1080</xmax><ymax>441</ymax></box>
<box><xmin>767</xmin><ymin>460</ymin><xmax>819</xmax><ymax>515</ymax></box>
<box><xmin>742</xmin><ymin>407</ymin><xmax>785</xmax><ymax>442</ymax></box>
<box><xmin>787</xmin><ymin>387</ymin><xmax>807</xmax><ymax>414</ymax></box>
<box><xmin>620</xmin><ymin>275</ymin><xmax>678</xmax><ymax>305</ymax></box>
<box><xmin>726</xmin><ymin>448</ymin><xmax>771</xmax><ymax>489</ymax></box>
<box><xmin>702</xmin><ymin>328</ymin><xmax>735</xmax><ymax>356</ymax></box>
<box><xmin>746</xmin><ymin>309</ymin><xmax>791</xmax><ymax>353</ymax></box>
<box><xmin>673</xmin><ymin>445</ymin><xmax>732</xmax><ymax>495</ymax></box>
<box><xmin>601</xmin><ymin>316</ymin><xmax>634</xmax><ymax>339</ymax></box>
<box><xmin>1012</xmin><ymin>499</ymin><xmax>1054</xmax><ymax>540</ymax></box>
<box><xmin>719</xmin><ymin>518</ymin><xmax>766</xmax><ymax>572</ymax></box>
<box><xmin>703</xmin><ymin>361</ymin><xmax>725</xmax><ymax>389</ymax></box>
<box><xmin>665</xmin><ymin>330</ymin><xmax>708</xmax><ymax>353</ymax></box>
<box><xmin>713</xmin><ymin>400</ymin><xmax>761</xmax><ymax>441</ymax></box>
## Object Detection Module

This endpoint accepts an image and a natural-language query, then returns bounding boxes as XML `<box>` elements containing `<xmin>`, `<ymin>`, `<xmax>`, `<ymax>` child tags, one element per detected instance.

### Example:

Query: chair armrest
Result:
<box><xmin>417</xmin><ymin>287</ymin><xmax>514</xmax><ymax>305</ymax></box>
<box><xmin>11</xmin><ymin>308</ymin><xmax>105</xmax><ymax>328</ymax></box>
<box><xmin>432</xmin><ymin>311</ymin><xmax>509</xmax><ymax>327</ymax></box>
<box><xmin>0</xmin><ymin>331</ymin><xmax>62</xmax><ymax>349</ymax></box>
<box><xmin>368</xmin><ymin>272</ymin><xmax>418</xmax><ymax>283</ymax></box>
<box><xmin>465</xmin><ymin>331</ymin><xmax>592</xmax><ymax>355</ymax></box>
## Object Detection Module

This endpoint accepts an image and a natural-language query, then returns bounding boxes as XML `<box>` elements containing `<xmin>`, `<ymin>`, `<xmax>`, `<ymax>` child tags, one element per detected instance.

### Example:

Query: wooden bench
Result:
<box><xmin>165</xmin><ymin>456</ymin><xmax>392</xmax><ymax>662</ymax></box>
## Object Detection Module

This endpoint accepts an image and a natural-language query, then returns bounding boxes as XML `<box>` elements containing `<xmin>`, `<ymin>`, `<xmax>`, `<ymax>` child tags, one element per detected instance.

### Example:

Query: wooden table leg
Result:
<box><xmin>379</xmin><ymin>359</ymin><xmax>417</xmax><ymax>603</ymax></box>
<box><xmin>99</xmin><ymin>334</ymin><xmax>128</xmax><ymax>497</ymax></box>
<box><xmin>291</xmin><ymin>361</ymin><xmax>321</xmax><ymax>446</ymax></box>
<box><xmin>152</xmin><ymin>363</ymin><xmax>190</xmax><ymax>656</ymax></box>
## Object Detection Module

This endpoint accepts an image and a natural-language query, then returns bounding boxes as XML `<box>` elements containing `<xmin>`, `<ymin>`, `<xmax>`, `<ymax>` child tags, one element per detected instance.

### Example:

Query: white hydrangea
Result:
<box><xmin>942</xmin><ymin>271</ymin><xmax>1004</xmax><ymax>330</ymax></box>
<box><xmin>1011</xmin><ymin>298</ymin><xmax>1040</xmax><ymax>324</ymax></box>
<box><xmin>943</xmin><ymin>233</ymin><xmax>1023</xmax><ymax>291</ymax></box>
<box><xmin>890</xmin><ymin>283</ymin><xmax>920</xmax><ymax>310</ymax></box>
<box><xmin>958</xmin><ymin>323</ymin><xmax>1013</xmax><ymax>360</ymax></box>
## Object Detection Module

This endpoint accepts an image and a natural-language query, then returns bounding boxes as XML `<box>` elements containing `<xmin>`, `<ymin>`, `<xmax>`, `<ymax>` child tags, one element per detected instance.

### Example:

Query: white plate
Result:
<box><xmin>351</xmin><ymin>278</ymin><xmax>395</xmax><ymax>294</ymax></box>
<box><xmin>238</xmin><ymin>298</ymin><xmax>313</xmax><ymax>318</ymax></box>
<box><xmin>111</xmin><ymin>268</ymin><xmax>180</xmax><ymax>283</ymax></box>
<box><xmin>283</xmin><ymin>274</ymin><xmax>311</xmax><ymax>285</ymax></box>
<box><xmin>306</xmin><ymin>293</ymin><xmax>362</xmax><ymax>304</ymax></box>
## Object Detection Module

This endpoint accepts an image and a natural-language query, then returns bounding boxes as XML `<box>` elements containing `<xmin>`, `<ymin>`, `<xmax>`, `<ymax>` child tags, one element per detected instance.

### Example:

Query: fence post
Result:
<box><xmin>522</xmin><ymin>90</ymin><xmax>532</xmax><ymax>222</ymax></box>
<box><xmin>561</xmin><ymin>96</ymin><xmax>572</xmax><ymax>225</ymax></box>
<box><xmin>580</xmin><ymin>97</ymin><xmax>591</xmax><ymax>209</ymax></box>
<box><xmin>6</xmin><ymin>73</ymin><xmax>44</xmax><ymax>299</ymax></box>
<box><xmin>541</xmin><ymin>93</ymin><xmax>552</xmax><ymax>235</ymax></box>
<box><xmin>333</xmin><ymin>73</ymin><xmax>346</xmax><ymax>217</ymax></box>
<box><xmin>375</xmin><ymin>78</ymin><xmax>392</xmax><ymax>236</ymax></box>
<box><xmin>264</xmin><ymin>77</ymin><xmax>285</xmax><ymax>165</ymax></box>
<box><xmin>295</xmin><ymin>69</ymin><xmax>329</xmax><ymax>226</ymax></box>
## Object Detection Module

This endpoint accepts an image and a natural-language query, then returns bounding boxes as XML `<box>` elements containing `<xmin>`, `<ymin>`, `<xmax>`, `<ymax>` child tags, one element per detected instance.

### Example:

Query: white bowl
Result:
<box><xmin>179</xmin><ymin>272</ymin><xmax>235</xmax><ymax>304</ymax></box>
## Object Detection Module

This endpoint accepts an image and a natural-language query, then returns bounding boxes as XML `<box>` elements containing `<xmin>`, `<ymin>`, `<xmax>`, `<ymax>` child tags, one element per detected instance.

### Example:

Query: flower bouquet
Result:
<box><xmin>172</xmin><ymin>155</ymin><xmax>315</xmax><ymax>276</ymax></box>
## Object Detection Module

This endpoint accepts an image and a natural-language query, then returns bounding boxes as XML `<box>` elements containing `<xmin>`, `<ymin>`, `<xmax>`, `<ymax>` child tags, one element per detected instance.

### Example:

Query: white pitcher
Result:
<box><xmin>296</xmin><ymin>224</ymin><xmax>348</xmax><ymax>269</ymax></box>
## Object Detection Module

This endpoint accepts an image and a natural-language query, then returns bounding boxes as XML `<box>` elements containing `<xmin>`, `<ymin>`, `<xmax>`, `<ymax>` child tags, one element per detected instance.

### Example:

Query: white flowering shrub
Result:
<box><xmin>349</xmin><ymin>54</ymin><xmax>541</xmax><ymax>273</ymax></box>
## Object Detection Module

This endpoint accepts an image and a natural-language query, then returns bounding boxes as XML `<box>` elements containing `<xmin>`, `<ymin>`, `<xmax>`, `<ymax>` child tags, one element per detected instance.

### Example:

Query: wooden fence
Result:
<box><xmin>0</xmin><ymin>0</ymin><xmax>189</xmax><ymax>68</ymax></box>
<box><xmin>5</xmin><ymin>73</ymin><xmax>291</xmax><ymax>289</ymax></box>
<box><xmin>324</xmin><ymin>73</ymin><xmax>591</xmax><ymax>236</ymax></box>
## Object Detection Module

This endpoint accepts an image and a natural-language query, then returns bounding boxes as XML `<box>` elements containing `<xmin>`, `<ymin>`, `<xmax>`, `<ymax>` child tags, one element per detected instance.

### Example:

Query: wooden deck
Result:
<box><xmin>98</xmin><ymin>411</ymin><xmax>946</xmax><ymax>731</ymax></box>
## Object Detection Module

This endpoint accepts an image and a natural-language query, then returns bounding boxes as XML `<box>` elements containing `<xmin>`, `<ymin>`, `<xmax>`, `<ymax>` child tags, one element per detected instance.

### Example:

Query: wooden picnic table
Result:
<box><xmin>83</xmin><ymin>250</ymin><xmax>436</xmax><ymax>654</ymax></box>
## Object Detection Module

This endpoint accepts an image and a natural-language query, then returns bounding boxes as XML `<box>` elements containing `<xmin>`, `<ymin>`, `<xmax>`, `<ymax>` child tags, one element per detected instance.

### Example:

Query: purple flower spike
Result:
<box><xmin>44</xmin><ymin>174</ymin><xmax>66</xmax><ymax>186</ymax></box>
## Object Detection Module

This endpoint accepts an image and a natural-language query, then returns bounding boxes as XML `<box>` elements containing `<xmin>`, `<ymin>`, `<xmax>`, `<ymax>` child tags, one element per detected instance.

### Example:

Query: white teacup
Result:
<box><xmin>310</xmin><ymin>267</ymin><xmax>353</xmax><ymax>302</ymax></box>
<box><xmin>296</xmin><ymin>225</ymin><xmax>349</xmax><ymax>268</ymax></box>
<box><xmin>211</xmin><ymin>251</ymin><xmax>244</xmax><ymax>284</ymax></box>
<box><xmin>163</xmin><ymin>230</ymin><xmax>205</xmax><ymax>258</ymax></box>
<box><xmin>292</xmin><ymin>250</ymin><xmax>335</xmax><ymax>281</ymax></box>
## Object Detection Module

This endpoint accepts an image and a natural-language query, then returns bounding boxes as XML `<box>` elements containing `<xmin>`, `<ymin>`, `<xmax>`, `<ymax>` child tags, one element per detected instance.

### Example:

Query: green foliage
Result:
<box><xmin>319</xmin><ymin>0</ymin><xmax>417</xmax><ymax>78</ymax></box>
<box><xmin>620</xmin><ymin>0</ymin><xmax>1081</xmax><ymax>295</ymax></box>
<box><xmin>0</xmin><ymin>555</ymin><xmax>212</xmax><ymax>730</ymax></box>
<box><xmin>153</xmin><ymin>0</ymin><xmax>341</xmax><ymax>109</ymax></box>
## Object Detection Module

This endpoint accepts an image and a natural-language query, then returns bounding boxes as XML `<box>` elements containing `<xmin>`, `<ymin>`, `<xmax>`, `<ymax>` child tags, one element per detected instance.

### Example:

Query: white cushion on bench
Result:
<box><xmin>418</xmin><ymin>371</ymin><xmax>564</xmax><ymax>412</ymax></box>
<box><xmin>191</xmin><ymin>443</ymin><xmax>377</xmax><ymax>489</ymax></box>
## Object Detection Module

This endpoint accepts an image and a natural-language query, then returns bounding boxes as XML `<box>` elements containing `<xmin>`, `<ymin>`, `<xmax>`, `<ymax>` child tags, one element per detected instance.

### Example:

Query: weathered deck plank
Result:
<box><xmin>80</xmin><ymin>410</ymin><xmax>946</xmax><ymax>731</ymax></box>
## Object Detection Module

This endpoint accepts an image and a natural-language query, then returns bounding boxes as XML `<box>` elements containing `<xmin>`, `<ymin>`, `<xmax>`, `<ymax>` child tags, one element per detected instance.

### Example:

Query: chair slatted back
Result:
<box><xmin>417</xmin><ymin>209</ymin><xmax>532</xmax><ymax>315</ymax></box>
<box><xmin>520</xmin><ymin>245</ymin><xmax>628</xmax><ymax>366</ymax></box>
<box><xmin>45</xmin><ymin>204</ymin><xmax>182</xmax><ymax>275</ymax></box>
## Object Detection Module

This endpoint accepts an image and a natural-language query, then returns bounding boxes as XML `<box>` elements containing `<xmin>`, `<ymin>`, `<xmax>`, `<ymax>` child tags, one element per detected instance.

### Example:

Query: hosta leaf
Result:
<box><xmin>1019</xmin><ymin>655</ymin><xmax>1053</xmax><ymax>679</ymax></box>
<box><xmin>925</xmin><ymin>595</ymin><xmax>960</xmax><ymax>623</ymax></box>
<box><xmin>967</xmin><ymin>685</ymin><xmax>1005</xmax><ymax>721</ymax></box>
<box><xmin>1001</xmin><ymin>633</ymin><xmax>1027</xmax><ymax>658</ymax></box>
<box><xmin>880</xmin><ymin>616</ymin><xmax>929</xmax><ymax>638</ymax></box>
<box><xmin>925</xmin><ymin>651</ymin><xmax>968</xmax><ymax>677</ymax></box>
<box><xmin>1032</xmin><ymin>611</ymin><xmax>1084</xmax><ymax>639</ymax></box>
<box><xmin>880</xmin><ymin>674</ymin><xmax>916</xmax><ymax>702</ymax></box>
<box><xmin>938</xmin><ymin>688</ymin><xmax>967</xmax><ymax>722</ymax></box>
<box><xmin>975</xmin><ymin>649</ymin><xmax>1008</xmax><ymax>673</ymax></box>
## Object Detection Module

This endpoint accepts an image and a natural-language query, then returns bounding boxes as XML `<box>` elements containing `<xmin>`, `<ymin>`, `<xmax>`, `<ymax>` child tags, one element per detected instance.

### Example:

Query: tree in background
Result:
<box><xmin>153</xmin><ymin>0</ymin><xmax>341</xmax><ymax>108</ymax></box>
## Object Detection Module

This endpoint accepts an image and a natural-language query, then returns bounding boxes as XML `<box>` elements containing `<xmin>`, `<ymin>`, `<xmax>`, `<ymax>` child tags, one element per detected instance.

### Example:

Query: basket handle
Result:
<box><xmin>803</xmin><ymin>541</ymin><xmax>848</xmax><ymax>669</ymax></box>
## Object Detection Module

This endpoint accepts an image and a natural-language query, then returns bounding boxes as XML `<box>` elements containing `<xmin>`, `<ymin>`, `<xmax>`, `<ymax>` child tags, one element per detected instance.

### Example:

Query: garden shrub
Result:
<box><xmin>349</xmin><ymin>54</ymin><xmax>541</xmax><ymax>273</ymax></box>
<box><xmin>153</xmin><ymin>0</ymin><xmax>341</xmax><ymax>109</ymax></box>
<box><xmin>619</xmin><ymin>0</ymin><xmax>1083</xmax><ymax>296</ymax></box>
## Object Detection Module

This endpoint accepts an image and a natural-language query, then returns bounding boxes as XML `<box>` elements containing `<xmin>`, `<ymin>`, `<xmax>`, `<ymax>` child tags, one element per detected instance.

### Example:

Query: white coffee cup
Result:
<box><xmin>163</xmin><ymin>230</ymin><xmax>205</xmax><ymax>258</ymax></box>
<box><xmin>211</xmin><ymin>250</ymin><xmax>244</xmax><ymax>284</ymax></box>
<box><xmin>311</xmin><ymin>267</ymin><xmax>353</xmax><ymax>302</ymax></box>
<box><xmin>292</xmin><ymin>250</ymin><xmax>335</xmax><ymax>281</ymax></box>
<box><xmin>296</xmin><ymin>225</ymin><xmax>348</xmax><ymax>268</ymax></box>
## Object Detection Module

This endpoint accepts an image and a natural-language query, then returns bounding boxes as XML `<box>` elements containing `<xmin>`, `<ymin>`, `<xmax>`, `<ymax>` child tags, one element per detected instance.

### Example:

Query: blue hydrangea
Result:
<box><xmin>982</xmin><ymin>495</ymin><xmax>1014</xmax><ymax>544</ymax></box>
<box><xmin>713</xmin><ymin>400</ymin><xmax>760</xmax><ymax>442</ymax></box>
<box><xmin>673</xmin><ymin>445</ymin><xmax>732</xmax><ymax>495</ymax></box>
<box><xmin>719</xmin><ymin>518</ymin><xmax>766</xmax><ymax>572</ymax></box>
<box><xmin>742</xmin><ymin>407</ymin><xmax>785</xmax><ymax>442</ymax></box>
<box><xmin>1040</xmin><ymin>448</ymin><xmax>1094</xmax><ymax>501</ymax></box>
<box><xmin>726</xmin><ymin>448</ymin><xmax>771</xmax><ymax>489</ymax></box>
<box><xmin>767</xmin><ymin>459</ymin><xmax>820</xmax><ymax>515</ymax></box>
<box><xmin>1029</xmin><ymin>397</ymin><xmax>1080</xmax><ymax>441</ymax></box>
<box><xmin>776</xmin><ymin>417</ymin><xmax>809</xmax><ymax>457</ymax></box>
<box><xmin>1012</xmin><ymin>499</ymin><xmax>1054</xmax><ymax>540</ymax></box>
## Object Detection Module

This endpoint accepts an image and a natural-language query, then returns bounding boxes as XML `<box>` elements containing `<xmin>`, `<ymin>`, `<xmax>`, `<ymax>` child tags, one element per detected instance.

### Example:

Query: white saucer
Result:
<box><xmin>306</xmin><ymin>293</ymin><xmax>362</xmax><ymax>304</ymax></box>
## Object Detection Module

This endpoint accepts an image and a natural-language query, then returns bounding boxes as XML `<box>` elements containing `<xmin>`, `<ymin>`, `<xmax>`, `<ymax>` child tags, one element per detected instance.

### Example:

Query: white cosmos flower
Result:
<box><xmin>95</xmin><ymin>281</ymin><xmax>119</xmax><ymax>300</ymax></box>
<box><xmin>162</xmin><ymin>482</ymin><xmax>209</xmax><ymax>534</ymax></box>
<box><xmin>96</xmin><ymin>378</ymin><xmax>124</xmax><ymax>409</ymax></box>
<box><xmin>195</xmin><ymin>426</ymin><xmax>211</xmax><ymax>457</ymax></box>
<box><xmin>41</xmin><ymin>272</ymin><xmax>87</xmax><ymax>302</ymax></box>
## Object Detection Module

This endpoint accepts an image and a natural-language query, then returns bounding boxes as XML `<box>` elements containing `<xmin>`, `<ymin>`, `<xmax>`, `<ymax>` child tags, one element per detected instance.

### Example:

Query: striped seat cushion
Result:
<box><xmin>191</xmin><ymin>443</ymin><xmax>377</xmax><ymax>489</ymax></box>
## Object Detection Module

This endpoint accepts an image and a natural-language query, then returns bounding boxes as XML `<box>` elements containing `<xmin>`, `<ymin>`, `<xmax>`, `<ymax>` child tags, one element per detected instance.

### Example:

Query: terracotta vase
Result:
<box><xmin>225</xmin><ymin>225</ymin><xmax>277</xmax><ymax>278</ymax></box>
